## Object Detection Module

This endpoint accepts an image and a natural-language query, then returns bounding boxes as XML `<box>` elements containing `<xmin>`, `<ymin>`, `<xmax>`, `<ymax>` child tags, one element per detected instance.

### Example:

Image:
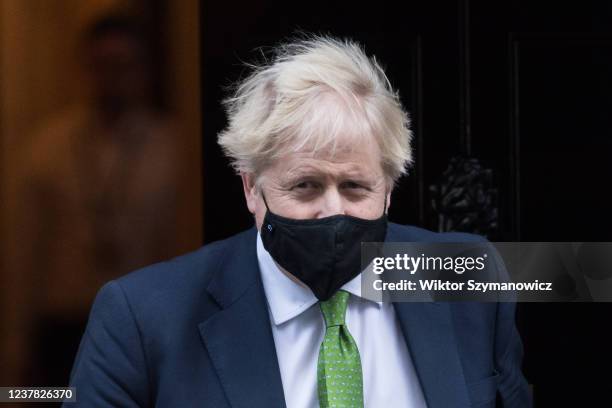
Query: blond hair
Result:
<box><xmin>217</xmin><ymin>35</ymin><xmax>413</xmax><ymax>185</ymax></box>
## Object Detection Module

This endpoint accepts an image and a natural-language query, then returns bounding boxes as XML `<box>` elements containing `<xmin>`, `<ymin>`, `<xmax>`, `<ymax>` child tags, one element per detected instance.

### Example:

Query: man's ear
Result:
<box><xmin>241</xmin><ymin>173</ymin><xmax>258</xmax><ymax>215</ymax></box>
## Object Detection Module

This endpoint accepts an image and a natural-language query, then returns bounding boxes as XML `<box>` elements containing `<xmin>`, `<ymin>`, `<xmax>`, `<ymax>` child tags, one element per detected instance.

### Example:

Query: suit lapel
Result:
<box><xmin>198</xmin><ymin>228</ymin><xmax>286</xmax><ymax>408</ymax></box>
<box><xmin>386</xmin><ymin>224</ymin><xmax>470</xmax><ymax>408</ymax></box>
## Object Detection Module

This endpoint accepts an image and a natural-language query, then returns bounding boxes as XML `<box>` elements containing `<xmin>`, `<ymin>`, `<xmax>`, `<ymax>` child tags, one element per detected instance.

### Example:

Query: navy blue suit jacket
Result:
<box><xmin>66</xmin><ymin>223</ymin><xmax>532</xmax><ymax>407</ymax></box>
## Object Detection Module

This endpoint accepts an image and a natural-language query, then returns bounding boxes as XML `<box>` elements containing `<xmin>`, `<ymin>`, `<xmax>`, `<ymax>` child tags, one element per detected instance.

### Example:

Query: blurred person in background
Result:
<box><xmin>13</xmin><ymin>14</ymin><xmax>181</xmax><ymax>385</ymax></box>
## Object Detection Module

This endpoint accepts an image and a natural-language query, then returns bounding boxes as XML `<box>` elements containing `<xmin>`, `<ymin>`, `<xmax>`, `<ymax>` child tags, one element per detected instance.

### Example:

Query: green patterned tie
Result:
<box><xmin>317</xmin><ymin>290</ymin><xmax>364</xmax><ymax>408</ymax></box>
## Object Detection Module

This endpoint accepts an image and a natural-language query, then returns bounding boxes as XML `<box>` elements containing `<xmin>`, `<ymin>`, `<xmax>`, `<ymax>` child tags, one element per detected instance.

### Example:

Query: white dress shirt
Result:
<box><xmin>257</xmin><ymin>233</ymin><xmax>428</xmax><ymax>408</ymax></box>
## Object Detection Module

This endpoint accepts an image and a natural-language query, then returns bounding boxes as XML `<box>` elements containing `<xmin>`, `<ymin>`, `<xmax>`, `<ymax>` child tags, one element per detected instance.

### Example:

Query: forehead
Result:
<box><xmin>271</xmin><ymin>135</ymin><xmax>383</xmax><ymax>179</ymax></box>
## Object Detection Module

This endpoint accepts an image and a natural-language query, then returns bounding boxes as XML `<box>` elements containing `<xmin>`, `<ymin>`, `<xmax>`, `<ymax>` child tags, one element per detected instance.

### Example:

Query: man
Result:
<box><xmin>67</xmin><ymin>36</ymin><xmax>531</xmax><ymax>407</ymax></box>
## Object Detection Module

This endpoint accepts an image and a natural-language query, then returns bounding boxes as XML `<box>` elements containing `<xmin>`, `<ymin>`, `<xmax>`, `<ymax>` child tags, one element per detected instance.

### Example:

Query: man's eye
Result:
<box><xmin>293</xmin><ymin>181</ymin><xmax>318</xmax><ymax>190</ymax></box>
<box><xmin>342</xmin><ymin>181</ymin><xmax>363</xmax><ymax>189</ymax></box>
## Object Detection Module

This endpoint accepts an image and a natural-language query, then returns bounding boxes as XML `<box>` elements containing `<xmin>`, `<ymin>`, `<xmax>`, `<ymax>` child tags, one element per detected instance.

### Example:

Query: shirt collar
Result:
<box><xmin>256</xmin><ymin>232</ymin><xmax>381</xmax><ymax>326</ymax></box>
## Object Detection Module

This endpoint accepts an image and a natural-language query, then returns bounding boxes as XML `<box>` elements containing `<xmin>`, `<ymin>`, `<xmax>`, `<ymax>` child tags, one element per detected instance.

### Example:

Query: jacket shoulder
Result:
<box><xmin>111</xmin><ymin>227</ymin><xmax>257</xmax><ymax>309</ymax></box>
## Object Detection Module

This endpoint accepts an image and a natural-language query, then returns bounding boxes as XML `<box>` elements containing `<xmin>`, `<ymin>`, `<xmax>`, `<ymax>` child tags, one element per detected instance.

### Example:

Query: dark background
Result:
<box><xmin>201</xmin><ymin>0</ymin><xmax>612</xmax><ymax>406</ymax></box>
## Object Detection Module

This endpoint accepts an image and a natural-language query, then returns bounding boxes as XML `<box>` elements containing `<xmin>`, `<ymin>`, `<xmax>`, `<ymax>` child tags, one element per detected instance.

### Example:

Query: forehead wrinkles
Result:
<box><xmin>281</xmin><ymin>158</ymin><xmax>370</xmax><ymax>182</ymax></box>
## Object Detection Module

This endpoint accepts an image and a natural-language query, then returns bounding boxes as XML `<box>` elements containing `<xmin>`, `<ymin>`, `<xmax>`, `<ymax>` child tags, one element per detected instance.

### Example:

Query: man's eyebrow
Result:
<box><xmin>279</xmin><ymin>170</ymin><xmax>321</xmax><ymax>186</ymax></box>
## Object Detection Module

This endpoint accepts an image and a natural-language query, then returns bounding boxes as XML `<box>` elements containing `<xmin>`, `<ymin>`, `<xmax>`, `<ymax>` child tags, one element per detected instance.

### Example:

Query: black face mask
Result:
<box><xmin>260</xmin><ymin>193</ymin><xmax>388</xmax><ymax>301</ymax></box>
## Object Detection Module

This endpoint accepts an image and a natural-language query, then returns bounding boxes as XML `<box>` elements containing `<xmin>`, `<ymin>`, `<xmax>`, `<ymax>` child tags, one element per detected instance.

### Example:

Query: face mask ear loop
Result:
<box><xmin>261</xmin><ymin>191</ymin><xmax>278</xmax><ymax>234</ymax></box>
<box><xmin>261</xmin><ymin>190</ymin><xmax>271</xmax><ymax>212</ymax></box>
<box><xmin>383</xmin><ymin>193</ymin><xmax>388</xmax><ymax>217</ymax></box>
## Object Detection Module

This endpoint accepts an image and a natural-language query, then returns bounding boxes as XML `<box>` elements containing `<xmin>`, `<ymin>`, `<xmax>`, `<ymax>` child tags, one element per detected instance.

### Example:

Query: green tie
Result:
<box><xmin>317</xmin><ymin>290</ymin><xmax>364</xmax><ymax>408</ymax></box>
